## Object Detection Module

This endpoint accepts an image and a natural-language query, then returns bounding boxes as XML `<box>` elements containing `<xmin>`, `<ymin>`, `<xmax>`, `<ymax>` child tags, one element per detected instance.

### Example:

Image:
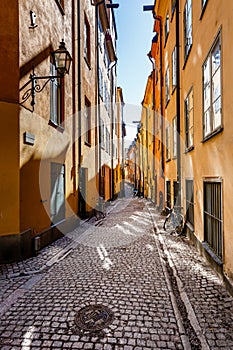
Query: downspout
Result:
<box><xmin>77</xmin><ymin>0</ymin><xmax>82</xmax><ymax>215</ymax></box>
<box><xmin>110</xmin><ymin>61</ymin><xmax>117</xmax><ymax>201</ymax></box>
<box><xmin>95</xmin><ymin>0</ymin><xmax>105</xmax><ymax>198</ymax></box>
<box><xmin>72</xmin><ymin>0</ymin><xmax>76</xmax><ymax>195</ymax></box>
<box><xmin>176</xmin><ymin>0</ymin><xmax>181</xmax><ymax>206</ymax></box>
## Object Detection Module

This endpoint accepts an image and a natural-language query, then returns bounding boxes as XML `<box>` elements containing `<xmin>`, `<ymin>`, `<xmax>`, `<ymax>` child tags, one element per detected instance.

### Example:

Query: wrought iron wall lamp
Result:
<box><xmin>20</xmin><ymin>40</ymin><xmax>72</xmax><ymax>109</ymax></box>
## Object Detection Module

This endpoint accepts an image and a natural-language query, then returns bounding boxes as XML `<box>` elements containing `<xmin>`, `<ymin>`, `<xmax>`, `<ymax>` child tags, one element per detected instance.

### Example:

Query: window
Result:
<box><xmin>84</xmin><ymin>14</ymin><xmax>91</xmax><ymax>65</ymax></box>
<box><xmin>202</xmin><ymin>0</ymin><xmax>208</xmax><ymax>8</ymax></box>
<box><xmin>166</xmin><ymin>180</ymin><xmax>171</xmax><ymax>207</ymax></box>
<box><xmin>172</xmin><ymin>46</ymin><xmax>177</xmax><ymax>89</ymax></box>
<box><xmin>84</xmin><ymin>97</ymin><xmax>91</xmax><ymax>145</ymax></box>
<box><xmin>203</xmin><ymin>36</ymin><xmax>222</xmax><ymax>139</ymax></box>
<box><xmin>50</xmin><ymin>163</ymin><xmax>65</xmax><ymax>224</ymax></box>
<box><xmin>172</xmin><ymin>116</ymin><xmax>177</xmax><ymax>158</ymax></box>
<box><xmin>165</xmin><ymin>67</ymin><xmax>170</xmax><ymax>104</ymax></box>
<box><xmin>204</xmin><ymin>181</ymin><xmax>223</xmax><ymax>259</ymax></box>
<box><xmin>173</xmin><ymin>181</ymin><xmax>179</xmax><ymax>207</ymax></box>
<box><xmin>106</xmin><ymin>128</ymin><xmax>110</xmax><ymax>154</ymax></box>
<box><xmin>184</xmin><ymin>88</ymin><xmax>194</xmax><ymax>150</ymax></box>
<box><xmin>100</xmin><ymin>119</ymin><xmax>105</xmax><ymax>148</ymax></box>
<box><xmin>165</xmin><ymin>14</ymin><xmax>170</xmax><ymax>43</ymax></box>
<box><xmin>98</xmin><ymin>21</ymin><xmax>103</xmax><ymax>52</ymax></box>
<box><xmin>186</xmin><ymin>180</ymin><xmax>194</xmax><ymax>226</ymax></box>
<box><xmin>184</xmin><ymin>0</ymin><xmax>192</xmax><ymax>60</ymax></box>
<box><xmin>171</xmin><ymin>0</ymin><xmax>176</xmax><ymax>17</ymax></box>
<box><xmin>50</xmin><ymin>63</ymin><xmax>62</xmax><ymax>125</ymax></box>
<box><xmin>166</xmin><ymin>124</ymin><xmax>171</xmax><ymax>161</ymax></box>
<box><xmin>99</xmin><ymin>68</ymin><xmax>103</xmax><ymax>99</ymax></box>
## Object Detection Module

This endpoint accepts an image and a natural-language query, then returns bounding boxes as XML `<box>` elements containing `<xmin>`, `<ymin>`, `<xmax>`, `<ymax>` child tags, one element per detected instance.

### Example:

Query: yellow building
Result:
<box><xmin>147</xmin><ymin>0</ymin><xmax>233</xmax><ymax>292</ymax></box>
<box><xmin>0</xmin><ymin>0</ymin><xmax>122</xmax><ymax>263</ymax></box>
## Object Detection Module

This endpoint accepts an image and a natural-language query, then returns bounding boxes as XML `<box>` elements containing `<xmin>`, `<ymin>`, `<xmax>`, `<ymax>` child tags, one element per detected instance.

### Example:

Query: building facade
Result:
<box><xmin>0</xmin><ymin>0</ymin><xmax>122</xmax><ymax>263</ymax></box>
<box><xmin>135</xmin><ymin>0</ymin><xmax>233</xmax><ymax>291</ymax></box>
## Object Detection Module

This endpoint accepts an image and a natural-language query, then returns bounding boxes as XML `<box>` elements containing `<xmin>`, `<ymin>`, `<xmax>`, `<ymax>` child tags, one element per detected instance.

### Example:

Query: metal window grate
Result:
<box><xmin>204</xmin><ymin>181</ymin><xmax>223</xmax><ymax>259</ymax></box>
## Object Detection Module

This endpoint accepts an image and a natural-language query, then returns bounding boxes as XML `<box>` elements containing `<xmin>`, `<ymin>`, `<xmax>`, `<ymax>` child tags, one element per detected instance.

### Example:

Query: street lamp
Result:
<box><xmin>20</xmin><ymin>40</ymin><xmax>72</xmax><ymax>109</ymax></box>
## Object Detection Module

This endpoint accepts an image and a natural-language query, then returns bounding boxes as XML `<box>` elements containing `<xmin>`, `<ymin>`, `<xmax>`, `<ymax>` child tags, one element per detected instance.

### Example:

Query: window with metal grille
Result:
<box><xmin>184</xmin><ymin>0</ymin><xmax>192</xmax><ymax>60</ymax></box>
<box><xmin>186</xmin><ymin>179</ymin><xmax>194</xmax><ymax>226</ymax></box>
<box><xmin>204</xmin><ymin>181</ymin><xmax>223</xmax><ymax>259</ymax></box>
<box><xmin>166</xmin><ymin>180</ymin><xmax>171</xmax><ymax>208</ymax></box>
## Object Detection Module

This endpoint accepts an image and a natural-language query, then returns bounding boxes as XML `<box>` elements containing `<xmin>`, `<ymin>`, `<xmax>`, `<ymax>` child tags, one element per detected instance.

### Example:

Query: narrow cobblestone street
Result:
<box><xmin>0</xmin><ymin>184</ymin><xmax>233</xmax><ymax>350</ymax></box>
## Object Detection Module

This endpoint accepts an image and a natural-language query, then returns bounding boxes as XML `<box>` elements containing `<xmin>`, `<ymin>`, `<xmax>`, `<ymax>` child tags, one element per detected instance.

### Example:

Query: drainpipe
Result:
<box><xmin>95</xmin><ymin>1</ymin><xmax>105</xmax><ymax>198</ymax></box>
<box><xmin>176</xmin><ymin>0</ymin><xmax>181</xmax><ymax>206</ymax></box>
<box><xmin>77</xmin><ymin>0</ymin><xmax>82</xmax><ymax>215</ymax></box>
<box><xmin>72</xmin><ymin>0</ymin><xmax>76</xmax><ymax>195</ymax></box>
<box><xmin>110</xmin><ymin>61</ymin><xmax>117</xmax><ymax>201</ymax></box>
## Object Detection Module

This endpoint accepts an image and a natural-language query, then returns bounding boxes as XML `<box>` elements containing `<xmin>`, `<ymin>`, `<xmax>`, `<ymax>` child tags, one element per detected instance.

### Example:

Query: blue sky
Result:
<box><xmin>115</xmin><ymin>0</ymin><xmax>155</xmax><ymax>141</ymax></box>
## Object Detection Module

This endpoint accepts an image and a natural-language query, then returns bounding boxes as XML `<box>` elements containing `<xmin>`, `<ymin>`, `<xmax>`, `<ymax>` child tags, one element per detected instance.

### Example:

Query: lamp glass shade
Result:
<box><xmin>53</xmin><ymin>40</ymin><xmax>72</xmax><ymax>76</ymax></box>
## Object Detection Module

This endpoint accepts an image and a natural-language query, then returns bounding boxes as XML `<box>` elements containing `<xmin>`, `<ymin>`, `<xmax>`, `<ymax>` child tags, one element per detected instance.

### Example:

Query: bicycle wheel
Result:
<box><xmin>163</xmin><ymin>213</ymin><xmax>175</xmax><ymax>233</ymax></box>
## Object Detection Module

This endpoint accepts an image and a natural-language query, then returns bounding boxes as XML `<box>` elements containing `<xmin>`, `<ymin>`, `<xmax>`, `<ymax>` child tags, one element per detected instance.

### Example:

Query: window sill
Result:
<box><xmin>183</xmin><ymin>45</ymin><xmax>193</xmax><ymax>70</ymax></box>
<box><xmin>202</xmin><ymin>241</ymin><xmax>223</xmax><ymax>266</ymax></box>
<box><xmin>200</xmin><ymin>1</ymin><xmax>209</xmax><ymax>20</ymax></box>
<box><xmin>49</xmin><ymin>119</ymin><xmax>64</xmax><ymax>133</ymax></box>
<box><xmin>166</xmin><ymin>158</ymin><xmax>171</xmax><ymax>163</ymax></box>
<box><xmin>84</xmin><ymin>141</ymin><xmax>91</xmax><ymax>148</ymax></box>
<box><xmin>185</xmin><ymin>145</ymin><xmax>194</xmax><ymax>153</ymax></box>
<box><xmin>54</xmin><ymin>0</ymin><xmax>65</xmax><ymax>15</ymax></box>
<box><xmin>202</xmin><ymin>126</ymin><xmax>223</xmax><ymax>143</ymax></box>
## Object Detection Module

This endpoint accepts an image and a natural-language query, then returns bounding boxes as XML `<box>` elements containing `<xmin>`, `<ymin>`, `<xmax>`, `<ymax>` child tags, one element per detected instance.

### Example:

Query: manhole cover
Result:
<box><xmin>75</xmin><ymin>304</ymin><xmax>114</xmax><ymax>332</ymax></box>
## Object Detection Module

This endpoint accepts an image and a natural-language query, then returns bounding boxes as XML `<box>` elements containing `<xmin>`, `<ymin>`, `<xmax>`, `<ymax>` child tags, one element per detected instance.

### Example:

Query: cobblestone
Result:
<box><xmin>0</xmin><ymin>188</ymin><xmax>232</xmax><ymax>349</ymax></box>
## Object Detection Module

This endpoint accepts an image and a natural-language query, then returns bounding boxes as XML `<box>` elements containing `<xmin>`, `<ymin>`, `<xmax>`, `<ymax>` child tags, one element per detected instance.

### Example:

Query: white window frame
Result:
<box><xmin>203</xmin><ymin>34</ymin><xmax>222</xmax><ymax>139</ymax></box>
<box><xmin>172</xmin><ymin>46</ymin><xmax>177</xmax><ymax>89</ymax></box>
<box><xmin>50</xmin><ymin>63</ymin><xmax>61</xmax><ymax>125</ymax></box>
<box><xmin>165</xmin><ymin>66</ymin><xmax>170</xmax><ymax>105</ymax></box>
<box><xmin>184</xmin><ymin>0</ymin><xmax>192</xmax><ymax>60</ymax></box>
<box><xmin>172</xmin><ymin>116</ymin><xmax>177</xmax><ymax>158</ymax></box>
<box><xmin>184</xmin><ymin>88</ymin><xmax>194</xmax><ymax>150</ymax></box>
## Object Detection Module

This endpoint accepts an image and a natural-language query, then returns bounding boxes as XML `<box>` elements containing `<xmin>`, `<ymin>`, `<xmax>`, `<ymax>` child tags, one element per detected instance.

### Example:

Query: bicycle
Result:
<box><xmin>163</xmin><ymin>206</ymin><xmax>186</xmax><ymax>236</ymax></box>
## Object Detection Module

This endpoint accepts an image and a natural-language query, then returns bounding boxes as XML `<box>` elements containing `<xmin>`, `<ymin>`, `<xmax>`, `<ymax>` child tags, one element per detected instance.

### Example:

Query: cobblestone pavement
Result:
<box><xmin>0</xmin><ymin>184</ymin><xmax>233</xmax><ymax>349</ymax></box>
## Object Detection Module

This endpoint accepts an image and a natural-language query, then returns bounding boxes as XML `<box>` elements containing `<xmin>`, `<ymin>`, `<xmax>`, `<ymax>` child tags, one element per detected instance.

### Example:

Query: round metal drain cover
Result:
<box><xmin>75</xmin><ymin>304</ymin><xmax>114</xmax><ymax>332</ymax></box>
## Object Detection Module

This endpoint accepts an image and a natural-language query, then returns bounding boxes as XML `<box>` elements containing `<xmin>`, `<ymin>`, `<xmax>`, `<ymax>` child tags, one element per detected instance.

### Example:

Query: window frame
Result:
<box><xmin>172</xmin><ymin>46</ymin><xmax>177</xmax><ymax>90</ymax></box>
<box><xmin>186</xmin><ymin>179</ymin><xmax>194</xmax><ymax>227</ymax></box>
<box><xmin>184</xmin><ymin>87</ymin><xmax>194</xmax><ymax>151</ymax></box>
<box><xmin>84</xmin><ymin>97</ymin><xmax>91</xmax><ymax>146</ymax></box>
<box><xmin>183</xmin><ymin>0</ymin><xmax>192</xmax><ymax>61</ymax></box>
<box><xmin>172</xmin><ymin>116</ymin><xmax>177</xmax><ymax>159</ymax></box>
<box><xmin>171</xmin><ymin>0</ymin><xmax>176</xmax><ymax>20</ymax></box>
<box><xmin>166</xmin><ymin>124</ymin><xmax>171</xmax><ymax>162</ymax></box>
<box><xmin>202</xmin><ymin>33</ymin><xmax>222</xmax><ymax>141</ymax></box>
<box><xmin>164</xmin><ymin>13</ymin><xmax>170</xmax><ymax>45</ymax></box>
<box><xmin>165</xmin><ymin>66</ymin><xmax>170</xmax><ymax>105</ymax></box>
<box><xmin>50</xmin><ymin>63</ymin><xmax>63</xmax><ymax>127</ymax></box>
<box><xmin>84</xmin><ymin>13</ymin><xmax>91</xmax><ymax>67</ymax></box>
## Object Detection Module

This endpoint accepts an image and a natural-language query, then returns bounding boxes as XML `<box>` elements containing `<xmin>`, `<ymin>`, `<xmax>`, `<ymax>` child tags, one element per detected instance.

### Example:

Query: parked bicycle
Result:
<box><xmin>163</xmin><ymin>206</ymin><xmax>186</xmax><ymax>236</ymax></box>
<box><xmin>93</xmin><ymin>197</ymin><xmax>106</xmax><ymax>220</ymax></box>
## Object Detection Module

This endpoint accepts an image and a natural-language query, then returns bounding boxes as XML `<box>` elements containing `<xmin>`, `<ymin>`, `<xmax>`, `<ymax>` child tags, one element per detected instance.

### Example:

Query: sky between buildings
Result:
<box><xmin>115</xmin><ymin>0</ymin><xmax>155</xmax><ymax>143</ymax></box>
